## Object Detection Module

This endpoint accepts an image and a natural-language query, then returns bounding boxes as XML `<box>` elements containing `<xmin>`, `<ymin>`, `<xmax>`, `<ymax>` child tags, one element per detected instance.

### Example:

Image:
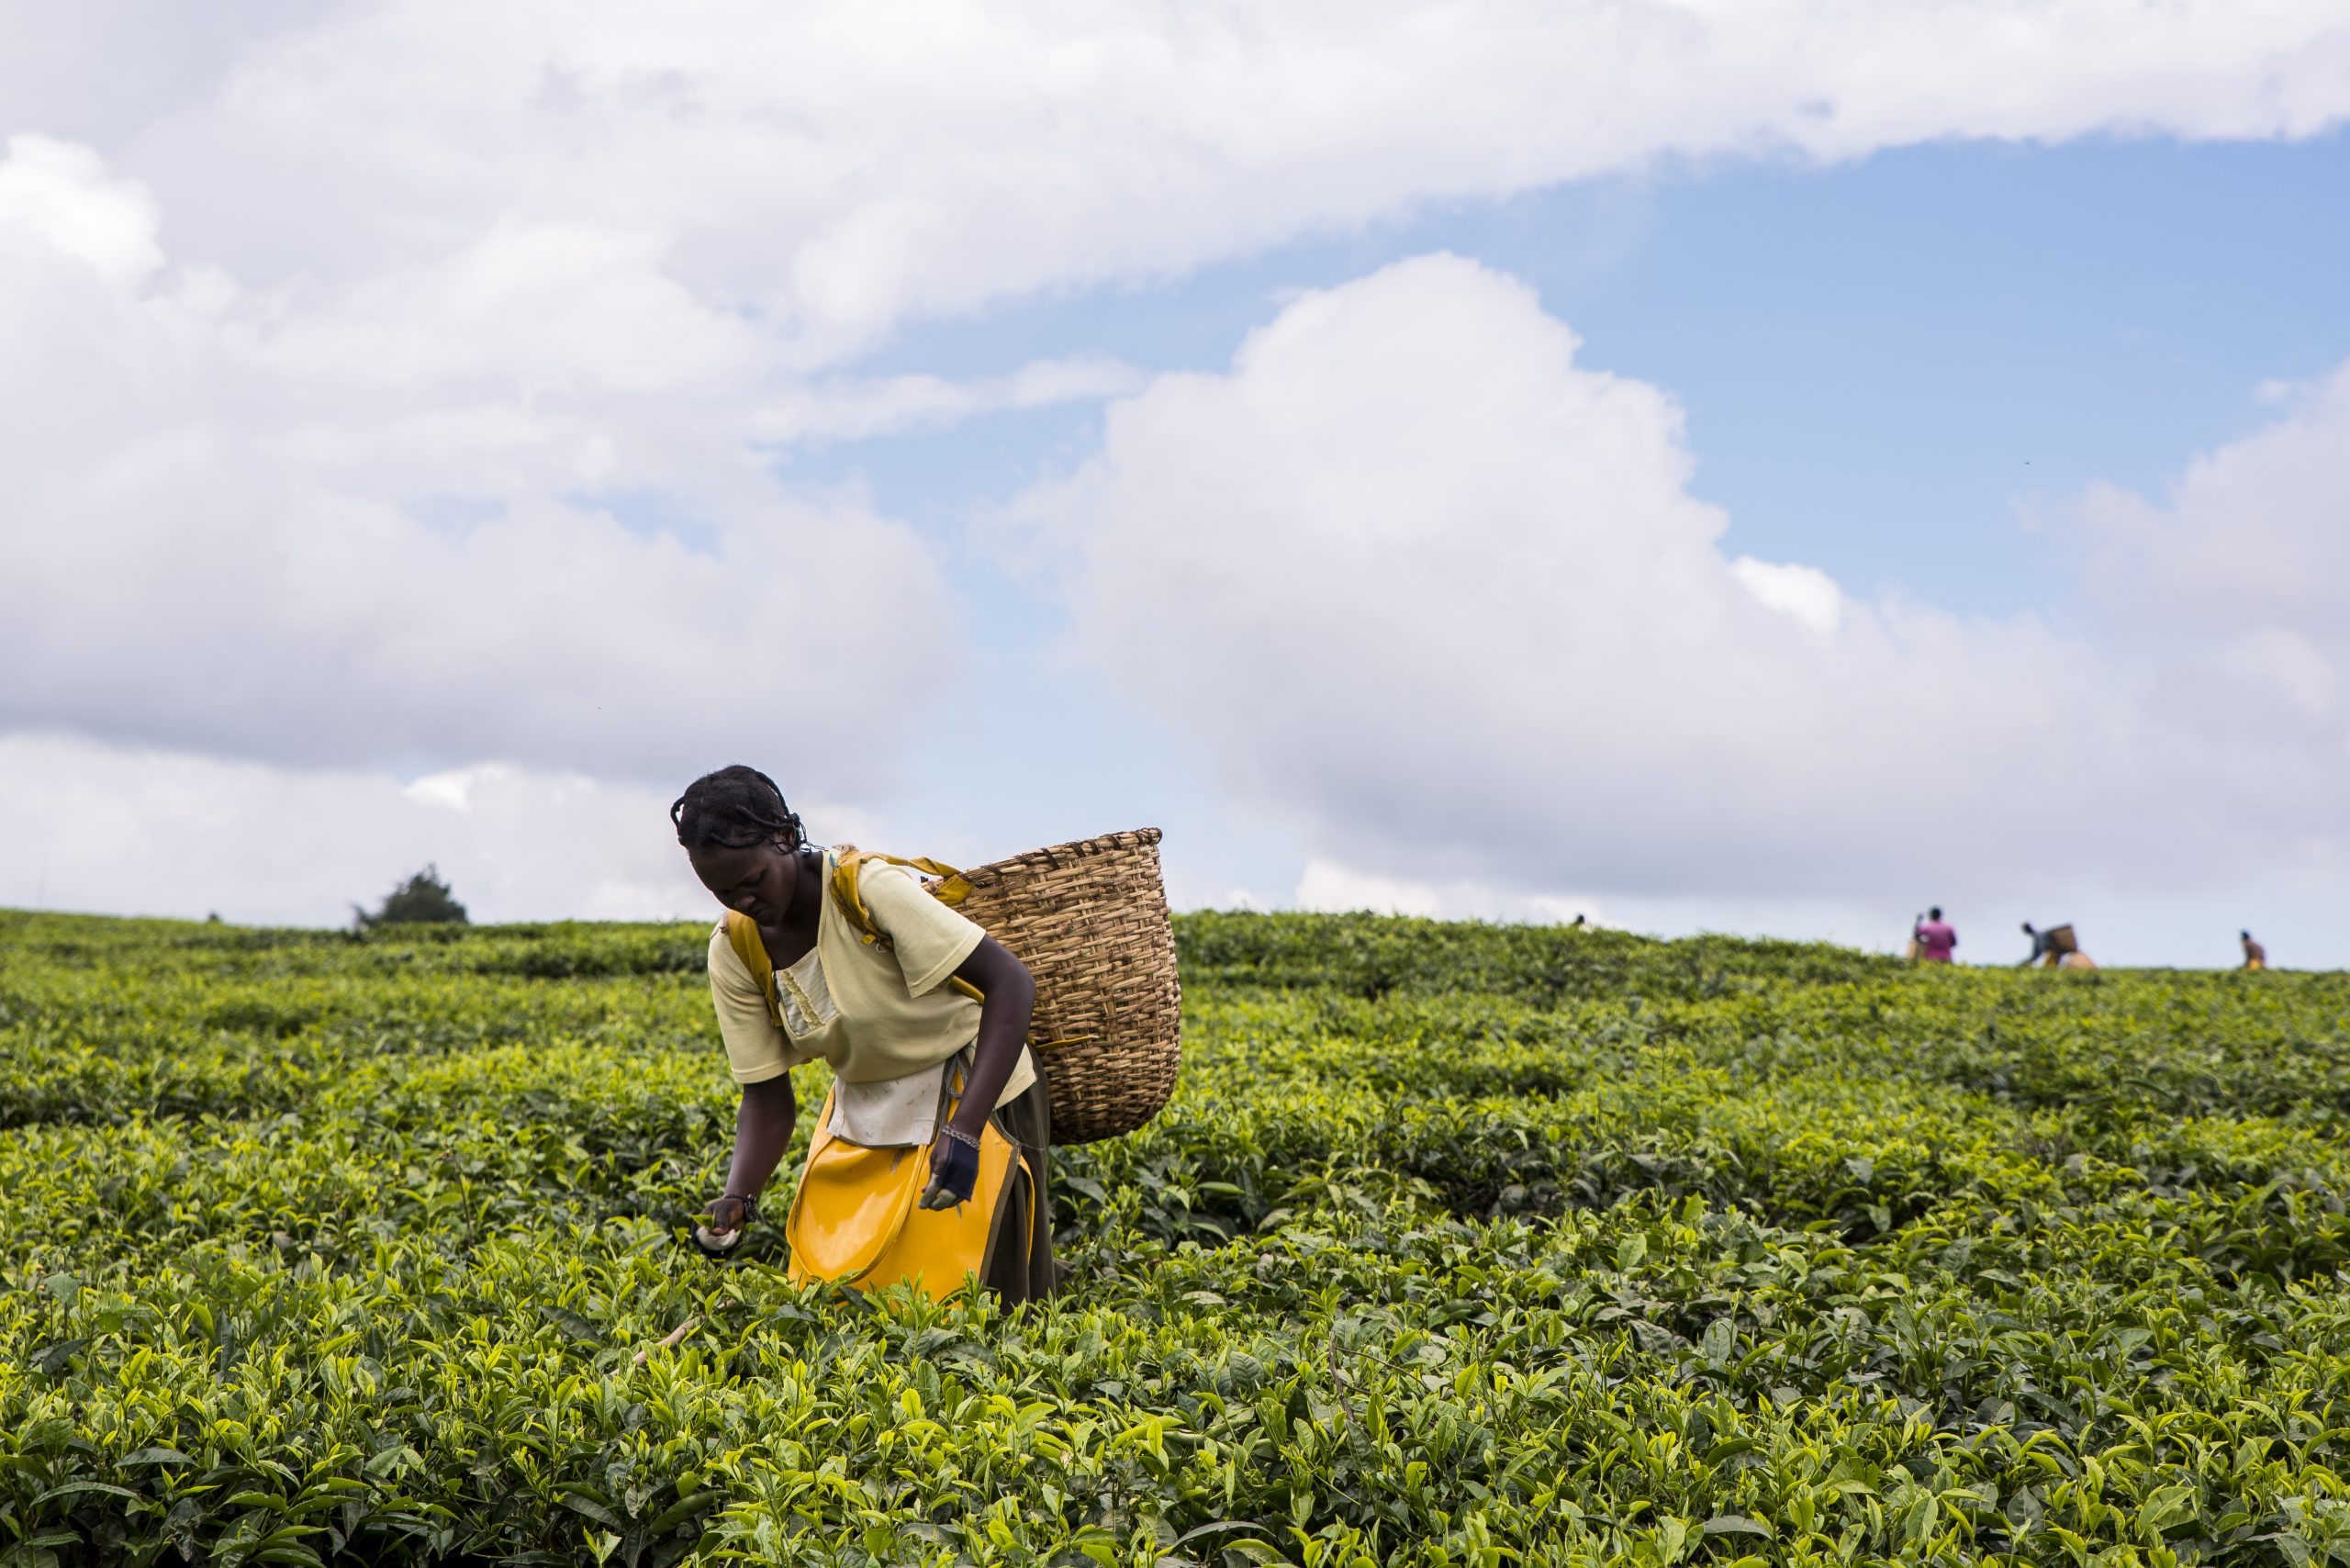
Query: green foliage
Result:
<box><xmin>355</xmin><ymin>866</ymin><xmax>470</xmax><ymax>929</ymax></box>
<box><xmin>1</xmin><ymin>907</ymin><xmax>2347</xmax><ymax>1564</ymax></box>
<box><xmin>1173</xmin><ymin>911</ymin><xmax>1896</xmax><ymax>1003</ymax></box>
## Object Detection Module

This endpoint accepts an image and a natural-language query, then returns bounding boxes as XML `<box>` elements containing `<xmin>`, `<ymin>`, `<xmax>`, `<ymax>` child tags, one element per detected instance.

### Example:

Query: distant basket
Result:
<box><xmin>944</xmin><ymin>829</ymin><xmax>1181</xmax><ymax>1145</ymax></box>
<box><xmin>2045</xmin><ymin>924</ymin><xmax>2078</xmax><ymax>955</ymax></box>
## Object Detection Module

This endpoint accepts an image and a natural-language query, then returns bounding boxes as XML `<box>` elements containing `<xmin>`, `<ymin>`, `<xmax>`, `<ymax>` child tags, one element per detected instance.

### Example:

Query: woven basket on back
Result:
<box><xmin>942</xmin><ymin>828</ymin><xmax>1181</xmax><ymax>1145</ymax></box>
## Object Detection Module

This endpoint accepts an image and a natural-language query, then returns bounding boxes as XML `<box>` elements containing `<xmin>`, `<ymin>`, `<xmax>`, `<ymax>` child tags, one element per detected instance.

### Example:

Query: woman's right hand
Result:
<box><xmin>695</xmin><ymin>1194</ymin><xmax>755</xmax><ymax>1257</ymax></box>
<box><xmin>703</xmin><ymin>1077</ymin><xmax>794</xmax><ymax>1258</ymax></box>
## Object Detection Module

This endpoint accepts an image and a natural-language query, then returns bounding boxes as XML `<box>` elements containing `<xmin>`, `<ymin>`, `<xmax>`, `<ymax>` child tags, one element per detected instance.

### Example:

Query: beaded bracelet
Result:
<box><xmin>941</xmin><ymin>1126</ymin><xmax>983</xmax><ymax>1152</ymax></box>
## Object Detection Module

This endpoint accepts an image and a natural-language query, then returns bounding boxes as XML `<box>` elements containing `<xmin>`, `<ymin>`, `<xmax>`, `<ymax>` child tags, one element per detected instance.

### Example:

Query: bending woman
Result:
<box><xmin>673</xmin><ymin>765</ymin><xmax>1056</xmax><ymax>1301</ymax></box>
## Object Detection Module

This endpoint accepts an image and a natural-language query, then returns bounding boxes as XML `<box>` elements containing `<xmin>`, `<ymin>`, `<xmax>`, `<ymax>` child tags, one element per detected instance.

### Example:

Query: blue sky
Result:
<box><xmin>4</xmin><ymin>5</ymin><xmax>2348</xmax><ymax>965</ymax></box>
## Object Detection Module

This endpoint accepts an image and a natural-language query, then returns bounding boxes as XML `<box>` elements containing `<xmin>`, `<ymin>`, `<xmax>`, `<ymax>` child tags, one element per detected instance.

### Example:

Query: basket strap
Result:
<box><xmin>722</xmin><ymin>911</ymin><xmax>784</xmax><ymax>1028</ymax></box>
<box><xmin>830</xmin><ymin>847</ymin><xmax>985</xmax><ymax>1002</ymax></box>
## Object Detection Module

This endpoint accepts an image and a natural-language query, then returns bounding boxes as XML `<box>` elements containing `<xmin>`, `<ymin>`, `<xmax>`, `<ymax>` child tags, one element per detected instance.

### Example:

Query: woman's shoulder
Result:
<box><xmin>851</xmin><ymin>856</ymin><xmax>972</xmax><ymax>936</ymax></box>
<box><xmin>853</xmin><ymin>856</ymin><xmax>929</xmax><ymax>901</ymax></box>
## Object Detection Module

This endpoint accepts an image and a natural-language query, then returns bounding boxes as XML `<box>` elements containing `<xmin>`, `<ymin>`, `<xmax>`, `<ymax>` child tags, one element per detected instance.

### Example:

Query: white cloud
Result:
<box><xmin>0</xmin><ymin>139</ymin><xmax>965</xmax><ymax>797</ymax></box>
<box><xmin>0</xmin><ymin>133</ymin><xmax>162</xmax><ymax>286</ymax></box>
<box><xmin>0</xmin><ymin>733</ymin><xmax>893</xmax><ymax>926</ymax></box>
<box><xmin>253</xmin><ymin>219</ymin><xmax>768</xmax><ymax>398</ymax></box>
<box><xmin>2076</xmin><ymin>361</ymin><xmax>2350</xmax><ymax>844</ymax></box>
<box><xmin>1017</xmin><ymin>253</ymin><xmax>2342</xmax><ymax>907</ymax></box>
<box><xmin>0</xmin><ymin>734</ymin><xmax>688</xmax><ymax>924</ymax></box>
<box><xmin>99</xmin><ymin>2</ymin><xmax>2350</xmax><ymax>364</ymax></box>
<box><xmin>2085</xmin><ymin>362</ymin><xmax>2350</xmax><ymax>657</ymax></box>
<box><xmin>1296</xmin><ymin>859</ymin><xmax>1618</xmax><ymax>927</ymax></box>
<box><xmin>749</xmin><ymin>358</ymin><xmax>1147</xmax><ymax>447</ymax></box>
<box><xmin>1732</xmin><ymin>556</ymin><xmax>1843</xmax><ymax>637</ymax></box>
<box><xmin>1294</xmin><ymin>859</ymin><xmax>1444</xmax><ymax>919</ymax></box>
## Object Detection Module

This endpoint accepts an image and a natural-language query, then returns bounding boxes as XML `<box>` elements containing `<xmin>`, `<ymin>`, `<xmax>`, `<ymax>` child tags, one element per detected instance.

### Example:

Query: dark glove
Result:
<box><xmin>920</xmin><ymin>1129</ymin><xmax>980</xmax><ymax>1210</ymax></box>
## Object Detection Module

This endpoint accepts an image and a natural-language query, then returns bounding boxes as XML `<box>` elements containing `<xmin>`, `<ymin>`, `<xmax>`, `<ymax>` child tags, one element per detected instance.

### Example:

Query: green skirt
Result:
<box><xmin>981</xmin><ymin>1064</ymin><xmax>1058</xmax><ymax>1303</ymax></box>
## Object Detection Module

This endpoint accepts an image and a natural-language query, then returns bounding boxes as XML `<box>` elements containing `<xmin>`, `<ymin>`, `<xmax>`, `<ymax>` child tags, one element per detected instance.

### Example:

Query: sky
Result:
<box><xmin>3</xmin><ymin>2</ymin><xmax>2348</xmax><ymax>967</ymax></box>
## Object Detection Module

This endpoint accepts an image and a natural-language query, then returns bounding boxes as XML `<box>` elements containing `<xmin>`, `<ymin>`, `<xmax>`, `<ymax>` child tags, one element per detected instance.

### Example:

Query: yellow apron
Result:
<box><xmin>786</xmin><ymin>1073</ymin><xmax>1033</xmax><ymax>1299</ymax></box>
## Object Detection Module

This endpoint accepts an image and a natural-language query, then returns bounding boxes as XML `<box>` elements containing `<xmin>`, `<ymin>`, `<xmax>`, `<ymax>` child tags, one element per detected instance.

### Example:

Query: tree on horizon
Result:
<box><xmin>355</xmin><ymin>865</ymin><xmax>469</xmax><ymax>928</ymax></box>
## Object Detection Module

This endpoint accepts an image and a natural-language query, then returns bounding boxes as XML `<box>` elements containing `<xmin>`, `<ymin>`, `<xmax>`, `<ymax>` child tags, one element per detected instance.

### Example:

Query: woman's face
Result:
<box><xmin>688</xmin><ymin>836</ymin><xmax>801</xmax><ymax>925</ymax></box>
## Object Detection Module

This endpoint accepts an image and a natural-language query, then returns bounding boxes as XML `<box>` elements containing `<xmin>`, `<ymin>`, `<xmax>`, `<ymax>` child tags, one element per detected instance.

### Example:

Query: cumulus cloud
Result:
<box><xmin>1732</xmin><ymin>557</ymin><xmax>1844</xmax><ymax>637</ymax></box>
<box><xmin>0</xmin><ymin>106</ymin><xmax>1172</xmax><ymax>804</ymax></box>
<box><xmin>2085</xmin><ymin>364</ymin><xmax>2350</xmax><ymax>655</ymax></box>
<box><xmin>1294</xmin><ymin>859</ymin><xmax>1445</xmax><ymax>919</ymax></box>
<box><xmin>0</xmin><ymin>733</ymin><xmax>733</xmax><ymax>925</ymax></box>
<box><xmin>102</xmin><ymin>1</ymin><xmax>2350</xmax><ymax>364</ymax></box>
<box><xmin>0</xmin><ymin>291</ymin><xmax>952</xmax><ymax>797</ymax></box>
<box><xmin>0</xmin><ymin>134</ymin><xmax>162</xmax><ymax>286</ymax></box>
<box><xmin>2078</xmin><ymin>364</ymin><xmax>2350</xmax><ymax>848</ymax></box>
<box><xmin>0</xmin><ymin>731</ymin><xmax>920</xmax><ymax>927</ymax></box>
<box><xmin>1296</xmin><ymin>857</ymin><xmax>1622</xmax><ymax>929</ymax></box>
<box><xmin>0</xmin><ymin>137</ymin><xmax>1089</xmax><ymax>798</ymax></box>
<box><xmin>1016</xmin><ymin>254</ymin><xmax>2337</xmax><ymax>906</ymax></box>
<box><xmin>749</xmin><ymin>359</ymin><xmax>1147</xmax><ymax>447</ymax></box>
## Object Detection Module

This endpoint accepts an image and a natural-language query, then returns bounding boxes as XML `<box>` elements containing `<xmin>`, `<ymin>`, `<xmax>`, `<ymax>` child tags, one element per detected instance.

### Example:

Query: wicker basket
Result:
<box><xmin>940</xmin><ymin>828</ymin><xmax>1181</xmax><ymax>1145</ymax></box>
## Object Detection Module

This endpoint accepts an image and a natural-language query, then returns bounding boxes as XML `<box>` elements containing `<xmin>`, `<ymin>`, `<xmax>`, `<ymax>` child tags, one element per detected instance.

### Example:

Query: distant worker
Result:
<box><xmin>2020</xmin><ymin>922</ymin><xmax>2097</xmax><ymax>969</ymax></box>
<box><xmin>2242</xmin><ymin>930</ymin><xmax>2266</xmax><ymax>971</ymax></box>
<box><xmin>1911</xmin><ymin>908</ymin><xmax>1957</xmax><ymax>964</ymax></box>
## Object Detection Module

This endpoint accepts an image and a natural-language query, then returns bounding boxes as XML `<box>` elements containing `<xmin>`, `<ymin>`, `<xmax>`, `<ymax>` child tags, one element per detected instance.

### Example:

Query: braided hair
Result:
<box><xmin>670</xmin><ymin>766</ymin><xmax>809</xmax><ymax>854</ymax></box>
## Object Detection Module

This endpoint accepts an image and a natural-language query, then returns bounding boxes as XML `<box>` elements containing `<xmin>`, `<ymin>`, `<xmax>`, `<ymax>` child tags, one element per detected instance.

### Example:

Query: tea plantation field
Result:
<box><xmin>4</xmin><ymin>908</ymin><xmax>2349</xmax><ymax>1567</ymax></box>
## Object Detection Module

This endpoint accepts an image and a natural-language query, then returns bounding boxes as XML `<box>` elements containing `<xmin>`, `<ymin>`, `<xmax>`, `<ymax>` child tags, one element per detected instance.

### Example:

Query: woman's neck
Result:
<box><xmin>763</xmin><ymin>846</ymin><xmax>824</xmax><ymax>959</ymax></box>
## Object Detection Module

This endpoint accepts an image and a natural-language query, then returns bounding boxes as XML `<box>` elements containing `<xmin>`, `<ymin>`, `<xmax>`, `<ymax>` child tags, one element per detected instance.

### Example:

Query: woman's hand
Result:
<box><xmin>695</xmin><ymin>1193</ymin><xmax>755</xmax><ymax>1257</ymax></box>
<box><xmin>921</xmin><ymin>1131</ymin><xmax>979</xmax><ymax>1210</ymax></box>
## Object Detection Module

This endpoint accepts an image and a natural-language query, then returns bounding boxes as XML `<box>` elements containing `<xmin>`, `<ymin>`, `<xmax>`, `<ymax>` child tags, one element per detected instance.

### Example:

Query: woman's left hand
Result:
<box><xmin>921</xmin><ymin>1130</ymin><xmax>979</xmax><ymax>1210</ymax></box>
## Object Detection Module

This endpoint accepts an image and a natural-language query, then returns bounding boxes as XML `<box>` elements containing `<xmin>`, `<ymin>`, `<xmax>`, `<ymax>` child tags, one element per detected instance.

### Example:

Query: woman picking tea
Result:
<box><xmin>672</xmin><ymin>766</ymin><xmax>1055</xmax><ymax>1301</ymax></box>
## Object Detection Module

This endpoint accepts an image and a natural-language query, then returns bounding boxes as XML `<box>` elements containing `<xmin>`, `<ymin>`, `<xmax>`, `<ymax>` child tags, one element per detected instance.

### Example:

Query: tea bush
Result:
<box><xmin>1</xmin><ymin>908</ymin><xmax>2346</xmax><ymax>1566</ymax></box>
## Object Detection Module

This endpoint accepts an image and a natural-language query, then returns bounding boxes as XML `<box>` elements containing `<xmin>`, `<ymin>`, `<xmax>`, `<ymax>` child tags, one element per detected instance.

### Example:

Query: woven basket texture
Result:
<box><xmin>946</xmin><ymin>828</ymin><xmax>1181</xmax><ymax>1145</ymax></box>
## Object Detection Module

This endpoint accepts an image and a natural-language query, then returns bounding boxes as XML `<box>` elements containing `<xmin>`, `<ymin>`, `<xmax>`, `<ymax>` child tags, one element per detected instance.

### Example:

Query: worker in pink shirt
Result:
<box><xmin>1911</xmin><ymin>908</ymin><xmax>1957</xmax><ymax>963</ymax></box>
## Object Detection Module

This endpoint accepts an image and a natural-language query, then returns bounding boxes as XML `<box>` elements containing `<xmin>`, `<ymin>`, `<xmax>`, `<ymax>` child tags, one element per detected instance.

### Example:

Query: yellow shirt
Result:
<box><xmin>706</xmin><ymin>848</ymin><xmax>1036</xmax><ymax>1106</ymax></box>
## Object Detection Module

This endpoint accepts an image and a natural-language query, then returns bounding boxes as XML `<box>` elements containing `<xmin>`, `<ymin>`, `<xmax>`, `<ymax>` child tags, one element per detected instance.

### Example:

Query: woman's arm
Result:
<box><xmin>920</xmin><ymin>935</ymin><xmax>1035</xmax><ymax>1209</ymax></box>
<box><xmin>708</xmin><ymin>1073</ymin><xmax>797</xmax><ymax>1235</ymax></box>
<box><xmin>946</xmin><ymin>935</ymin><xmax>1035</xmax><ymax>1137</ymax></box>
